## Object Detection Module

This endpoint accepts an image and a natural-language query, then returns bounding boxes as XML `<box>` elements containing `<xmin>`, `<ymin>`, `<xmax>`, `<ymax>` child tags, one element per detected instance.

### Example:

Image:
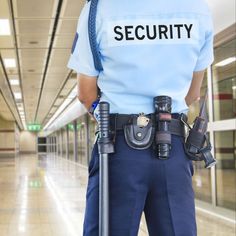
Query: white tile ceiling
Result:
<box><xmin>0</xmin><ymin>0</ymin><xmax>9</xmax><ymax>17</ymax></box>
<box><xmin>61</xmin><ymin>0</ymin><xmax>85</xmax><ymax>18</ymax></box>
<box><xmin>56</xmin><ymin>19</ymin><xmax>78</xmax><ymax>35</ymax></box>
<box><xmin>16</xmin><ymin>19</ymin><xmax>53</xmax><ymax>35</ymax></box>
<box><xmin>0</xmin><ymin>37</ymin><xmax>14</xmax><ymax>49</ymax></box>
<box><xmin>54</xmin><ymin>35</ymin><xmax>75</xmax><ymax>48</ymax></box>
<box><xmin>17</xmin><ymin>35</ymin><xmax>50</xmax><ymax>48</ymax></box>
<box><xmin>0</xmin><ymin>0</ymin><xmax>85</xmax><ymax>127</ymax></box>
<box><xmin>13</xmin><ymin>0</ymin><xmax>57</xmax><ymax>18</ymax></box>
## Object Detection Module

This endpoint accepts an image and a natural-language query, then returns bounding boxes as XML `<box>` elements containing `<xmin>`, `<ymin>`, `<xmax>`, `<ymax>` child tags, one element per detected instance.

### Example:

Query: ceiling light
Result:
<box><xmin>0</xmin><ymin>19</ymin><xmax>11</xmax><ymax>35</ymax></box>
<box><xmin>215</xmin><ymin>57</ymin><xmax>236</xmax><ymax>67</ymax></box>
<box><xmin>10</xmin><ymin>79</ymin><xmax>20</xmax><ymax>85</ymax></box>
<box><xmin>232</xmin><ymin>86</ymin><xmax>236</xmax><ymax>90</ymax></box>
<box><xmin>14</xmin><ymin>92</ymin><xmax>22</xmax><ymax>100</ymax></box>
<box><xmin>18</xmin><ymin>107</ymin><xmax>24</xmax><ymax>111</ymax></box>
<box><xmin>4</xmin><ymin>58</ymin><xmax>16</xmax><ymax>68</ymax></box>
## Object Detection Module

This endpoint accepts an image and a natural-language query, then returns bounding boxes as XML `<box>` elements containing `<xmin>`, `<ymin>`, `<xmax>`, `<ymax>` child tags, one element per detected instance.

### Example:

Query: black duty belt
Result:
<box><xmin>109</xmin><ymin>113</ymin><xmax>186</xmax><ymax>137</ymax></box>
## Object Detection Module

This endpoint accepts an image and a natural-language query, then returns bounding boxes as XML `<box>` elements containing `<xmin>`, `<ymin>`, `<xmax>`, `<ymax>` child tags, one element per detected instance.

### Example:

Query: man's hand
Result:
<box><xmin>77</xmin><ymin>73</ymin><xmax>98</xmax><ymax>110</ymax></box>
<box><xmin>185</xmin><ymin>70</ymin><xmax>205</xmax><ymax>107</ymax></box>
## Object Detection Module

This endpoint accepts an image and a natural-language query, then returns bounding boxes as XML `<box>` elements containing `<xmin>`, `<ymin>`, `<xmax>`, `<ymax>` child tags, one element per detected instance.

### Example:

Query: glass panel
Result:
<box><xmin>77</xmin><ymin>117</ymin><xmax>87</xmax><ymax>166</ymax></box>
<box><xmin>54</xmin><ymin>136</ymin><xmax>57</xmax><ymax>154</ymax></box>
<box><xmin>62</xmin><ymin>128</ymin><xmax>67</xmax><ymax>158</ymax></box>
<box><xmin>212</xmin><ymin>38</ymin><xmax>236</xmax><ymax>121</ymax></box>
<box><xmin>52</xmin><ymin>136</ymin><xmax>55</xmax><ymax>154</ymax></box>
<box><xmin>188</xmin><ymin>74</ymin><xmax>212</xmax><ymax>203</ymax></box>
<box><xmin>215</xmin><ymin>130</ymin><xmax>236</xmax><ymax>210</ymax></box>
<box><xmin>57</xmin><ymin>131</ymin><xmax>61</xmax><ymax>156</ymax></box>
<box><xmin>192</xmin><ymin>132</ymin><xmax>212</xmax><ymax>203</ymax></box>
<box><xmin>88</xmin><ymin>116</ymin><xmax>97</xmax><ymax>160</ymax></box>
<box><xmin>69</xmin><ymin>142</ymin><xmax>74</xmax><ymax>161</ymax></box>
<box><xmin>38</xmin><ymin>137</ymin><xmax>46</xmax><ymax>144</ymax></box>
<box><xmin>68</xmin><ymin>123</ymin><xmax>74</xmax><ymax>161</ymax></box>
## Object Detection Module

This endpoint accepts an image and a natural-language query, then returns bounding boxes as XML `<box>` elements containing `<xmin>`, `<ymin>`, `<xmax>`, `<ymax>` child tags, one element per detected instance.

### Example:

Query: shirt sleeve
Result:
<box><xmin>194</xmin><ymin>14</ymin><xmax>214</xmax><ymax>72</ymax></box>
<box><xmin>67</xmin><ymin>2</ymin><xmax>99</xmax><ymax>76</ymax></box>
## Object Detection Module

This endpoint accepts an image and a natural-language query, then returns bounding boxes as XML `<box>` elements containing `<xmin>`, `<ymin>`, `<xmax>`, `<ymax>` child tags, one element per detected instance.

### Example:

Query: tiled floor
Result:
<box><xmin>0</xmin><ymin>154</ymin><xmax>235</xmax><ymax>236</ymax></box>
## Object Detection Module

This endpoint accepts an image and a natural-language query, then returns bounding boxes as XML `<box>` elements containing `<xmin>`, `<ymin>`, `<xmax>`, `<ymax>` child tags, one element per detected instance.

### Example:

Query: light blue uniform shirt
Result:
<box><xmin>68</xmin><ymin>0</ymin><xmax>214</xmax><ymax>114</ymax></box>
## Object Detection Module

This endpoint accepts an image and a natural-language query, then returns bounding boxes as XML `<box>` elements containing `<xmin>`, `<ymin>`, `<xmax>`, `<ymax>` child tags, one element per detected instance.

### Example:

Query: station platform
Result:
<box><xmin>0</xmin><ymin>154</ymin><xmax>235</xmax><ymax>236</ymax></box>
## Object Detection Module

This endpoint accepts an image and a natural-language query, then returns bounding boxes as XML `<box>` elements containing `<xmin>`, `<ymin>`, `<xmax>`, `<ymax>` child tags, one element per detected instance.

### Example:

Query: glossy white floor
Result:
<box><xmin>0</xmin><ymin>154</ymin><xmax>235</xmax><ymax>236</ymax></box>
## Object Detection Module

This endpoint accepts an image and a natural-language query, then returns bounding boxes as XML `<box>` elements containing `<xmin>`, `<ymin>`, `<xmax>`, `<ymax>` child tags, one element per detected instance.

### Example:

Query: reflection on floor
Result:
<box><xmin>0</xmin><ymin>154</ymin><xmax>235</xmax><ymax>236</ymax></box>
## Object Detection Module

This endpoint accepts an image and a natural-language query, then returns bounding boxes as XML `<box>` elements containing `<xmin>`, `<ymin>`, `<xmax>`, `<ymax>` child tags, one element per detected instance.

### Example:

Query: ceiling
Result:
<box><xmin>0</xmin><ymin>0</ymin><xmax>84</xmax><ymax>129</ymax></box>
<box><xmin>0</xmin><ymin>0</ymin><xmax>235</xmax><ymax>130</ymax></box>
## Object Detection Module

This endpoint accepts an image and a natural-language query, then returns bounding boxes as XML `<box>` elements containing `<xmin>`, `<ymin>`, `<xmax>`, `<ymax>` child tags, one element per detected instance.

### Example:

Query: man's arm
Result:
<box><xmin>77</xmin><ymin>73</ymin><xmax>98</xmax><ymax>110</ymax></box>
<box><xmin>185</xmin><ymin>70</ymin><xmax>205</xmax><ymax>107</ymax></box>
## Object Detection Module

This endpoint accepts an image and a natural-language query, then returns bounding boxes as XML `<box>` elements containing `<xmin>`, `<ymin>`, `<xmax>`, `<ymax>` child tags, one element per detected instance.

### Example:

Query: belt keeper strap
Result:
<box><xmin>155</xmin><ymin>131</ymin><xmax>171</xmax><ymax>144</ymax></box>
<box><xmin>169</xmin><ymin>119</ymin><xmax>186</xmax><ymax>137</ymax></box>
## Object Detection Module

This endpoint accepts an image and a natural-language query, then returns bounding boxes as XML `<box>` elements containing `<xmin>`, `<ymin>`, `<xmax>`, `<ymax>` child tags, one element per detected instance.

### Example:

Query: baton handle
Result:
<box><xmin>98</xmin><ymin>102</ymin><xmax>114</xmax><ymax>154</ymax></box>
<box><xmin>98</xmin><ymin>102</ymin><xmax>110</xmax><ymax>140</ymax></box>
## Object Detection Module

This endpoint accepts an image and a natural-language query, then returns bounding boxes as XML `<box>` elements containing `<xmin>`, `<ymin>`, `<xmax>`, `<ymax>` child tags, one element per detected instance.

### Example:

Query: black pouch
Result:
<box><xmin>124</xmin><ymin>116</ymin><xmax>155</xmax><ymax>150</ymax></box>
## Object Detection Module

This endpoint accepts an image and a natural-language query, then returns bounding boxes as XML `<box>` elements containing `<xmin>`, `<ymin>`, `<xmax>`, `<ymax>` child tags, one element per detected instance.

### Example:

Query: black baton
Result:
<box><xmin>97</xmin><ymin>102</ymin><xmax>114</xmax><ymax>236</ymax></box>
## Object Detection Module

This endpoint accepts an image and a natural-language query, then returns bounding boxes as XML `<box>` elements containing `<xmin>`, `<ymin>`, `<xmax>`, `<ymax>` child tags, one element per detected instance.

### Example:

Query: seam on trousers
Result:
<box><xmin>164</xmin><ymin>162</ymin><xmax>176</xmax><ymax>236</ymax></box>
<box><xmin>129</xmin><ymin>184</ymin><xmax>143</xmax><ymax>236</ymax></box>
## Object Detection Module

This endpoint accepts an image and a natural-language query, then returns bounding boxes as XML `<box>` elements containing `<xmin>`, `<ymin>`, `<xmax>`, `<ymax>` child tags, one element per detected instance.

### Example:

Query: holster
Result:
<box><xmin>124</xmin><ymin>116</ymin><xmax>155</xmax><ymax>150</ymax></box>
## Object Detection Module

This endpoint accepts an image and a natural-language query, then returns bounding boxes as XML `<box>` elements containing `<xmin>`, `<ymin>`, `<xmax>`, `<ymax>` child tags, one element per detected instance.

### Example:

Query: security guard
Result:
<box><xmin>68</xmin><ymin>0</ymin><xmax>214</xmax><ymax>235</ymax></box>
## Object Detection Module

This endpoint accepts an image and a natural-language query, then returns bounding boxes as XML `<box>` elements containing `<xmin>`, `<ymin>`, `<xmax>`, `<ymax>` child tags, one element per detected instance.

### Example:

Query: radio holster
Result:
<box><xmin>183</xmin><ymin>92</ymin><xmax>216</xmax><ymax>168</ymax></box>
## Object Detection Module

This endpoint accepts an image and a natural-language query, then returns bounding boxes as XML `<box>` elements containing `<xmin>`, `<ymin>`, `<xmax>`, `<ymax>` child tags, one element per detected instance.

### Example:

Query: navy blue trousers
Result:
<box><xmin>83</xmin><ymin>132</ymin><xmax>196</xmax><ymax>236</ymax></box>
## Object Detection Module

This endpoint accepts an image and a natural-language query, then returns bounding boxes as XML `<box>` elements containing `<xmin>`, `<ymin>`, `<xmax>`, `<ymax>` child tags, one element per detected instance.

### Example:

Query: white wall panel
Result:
<box><xmin>19</xmin><ymin>131</ymin><xmax>37</xmax><ymax>152</ymax></box>
<box><xmin>206</xmin><ymin>0</ymin><xmax>236</xmax><ymax>34</ymax></box>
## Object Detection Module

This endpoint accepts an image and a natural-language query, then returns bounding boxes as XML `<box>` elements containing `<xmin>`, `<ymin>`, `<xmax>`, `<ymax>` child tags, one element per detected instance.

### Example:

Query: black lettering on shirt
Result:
<box><xmin>158</xmin><ymin>25</ymin><xmax>168</xmax><ymax>39</ymax></box>
<box><xmin>114</xmin><ymin>26</ymin><xmax>124</xmax><ymax>41</ymax></box>
<box><xmin>125</xmin><ymin>26</ymin><xmax>135</xmax><ymax>40</ymax></box>
<box><xmin>146</xmin><ymin>25</ymin><xmax>157</xmax><ymax>40</ymax></box>
<box><xmin>135</xmin><ymin>25</ymin><xmax>145</xmax><ymax>40</ymax></box>
<box><xmin>174</xmin><ymin>24</ymin><xmax>183</xmax><ymax>39</ymax></box>
<box><xmin>111</xmin><ymin>22</ymin><xmax>196</xmax><ymax>44</ymax></box>
<box><xmin>184</xmin><ymin>24</ymin><xmax>193</xmax><ymax>38</ymax></box>
<box><xmin>169</xmin><ymin>25</ymin><xmax>173</xmax><ymax>39</ymax></box>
